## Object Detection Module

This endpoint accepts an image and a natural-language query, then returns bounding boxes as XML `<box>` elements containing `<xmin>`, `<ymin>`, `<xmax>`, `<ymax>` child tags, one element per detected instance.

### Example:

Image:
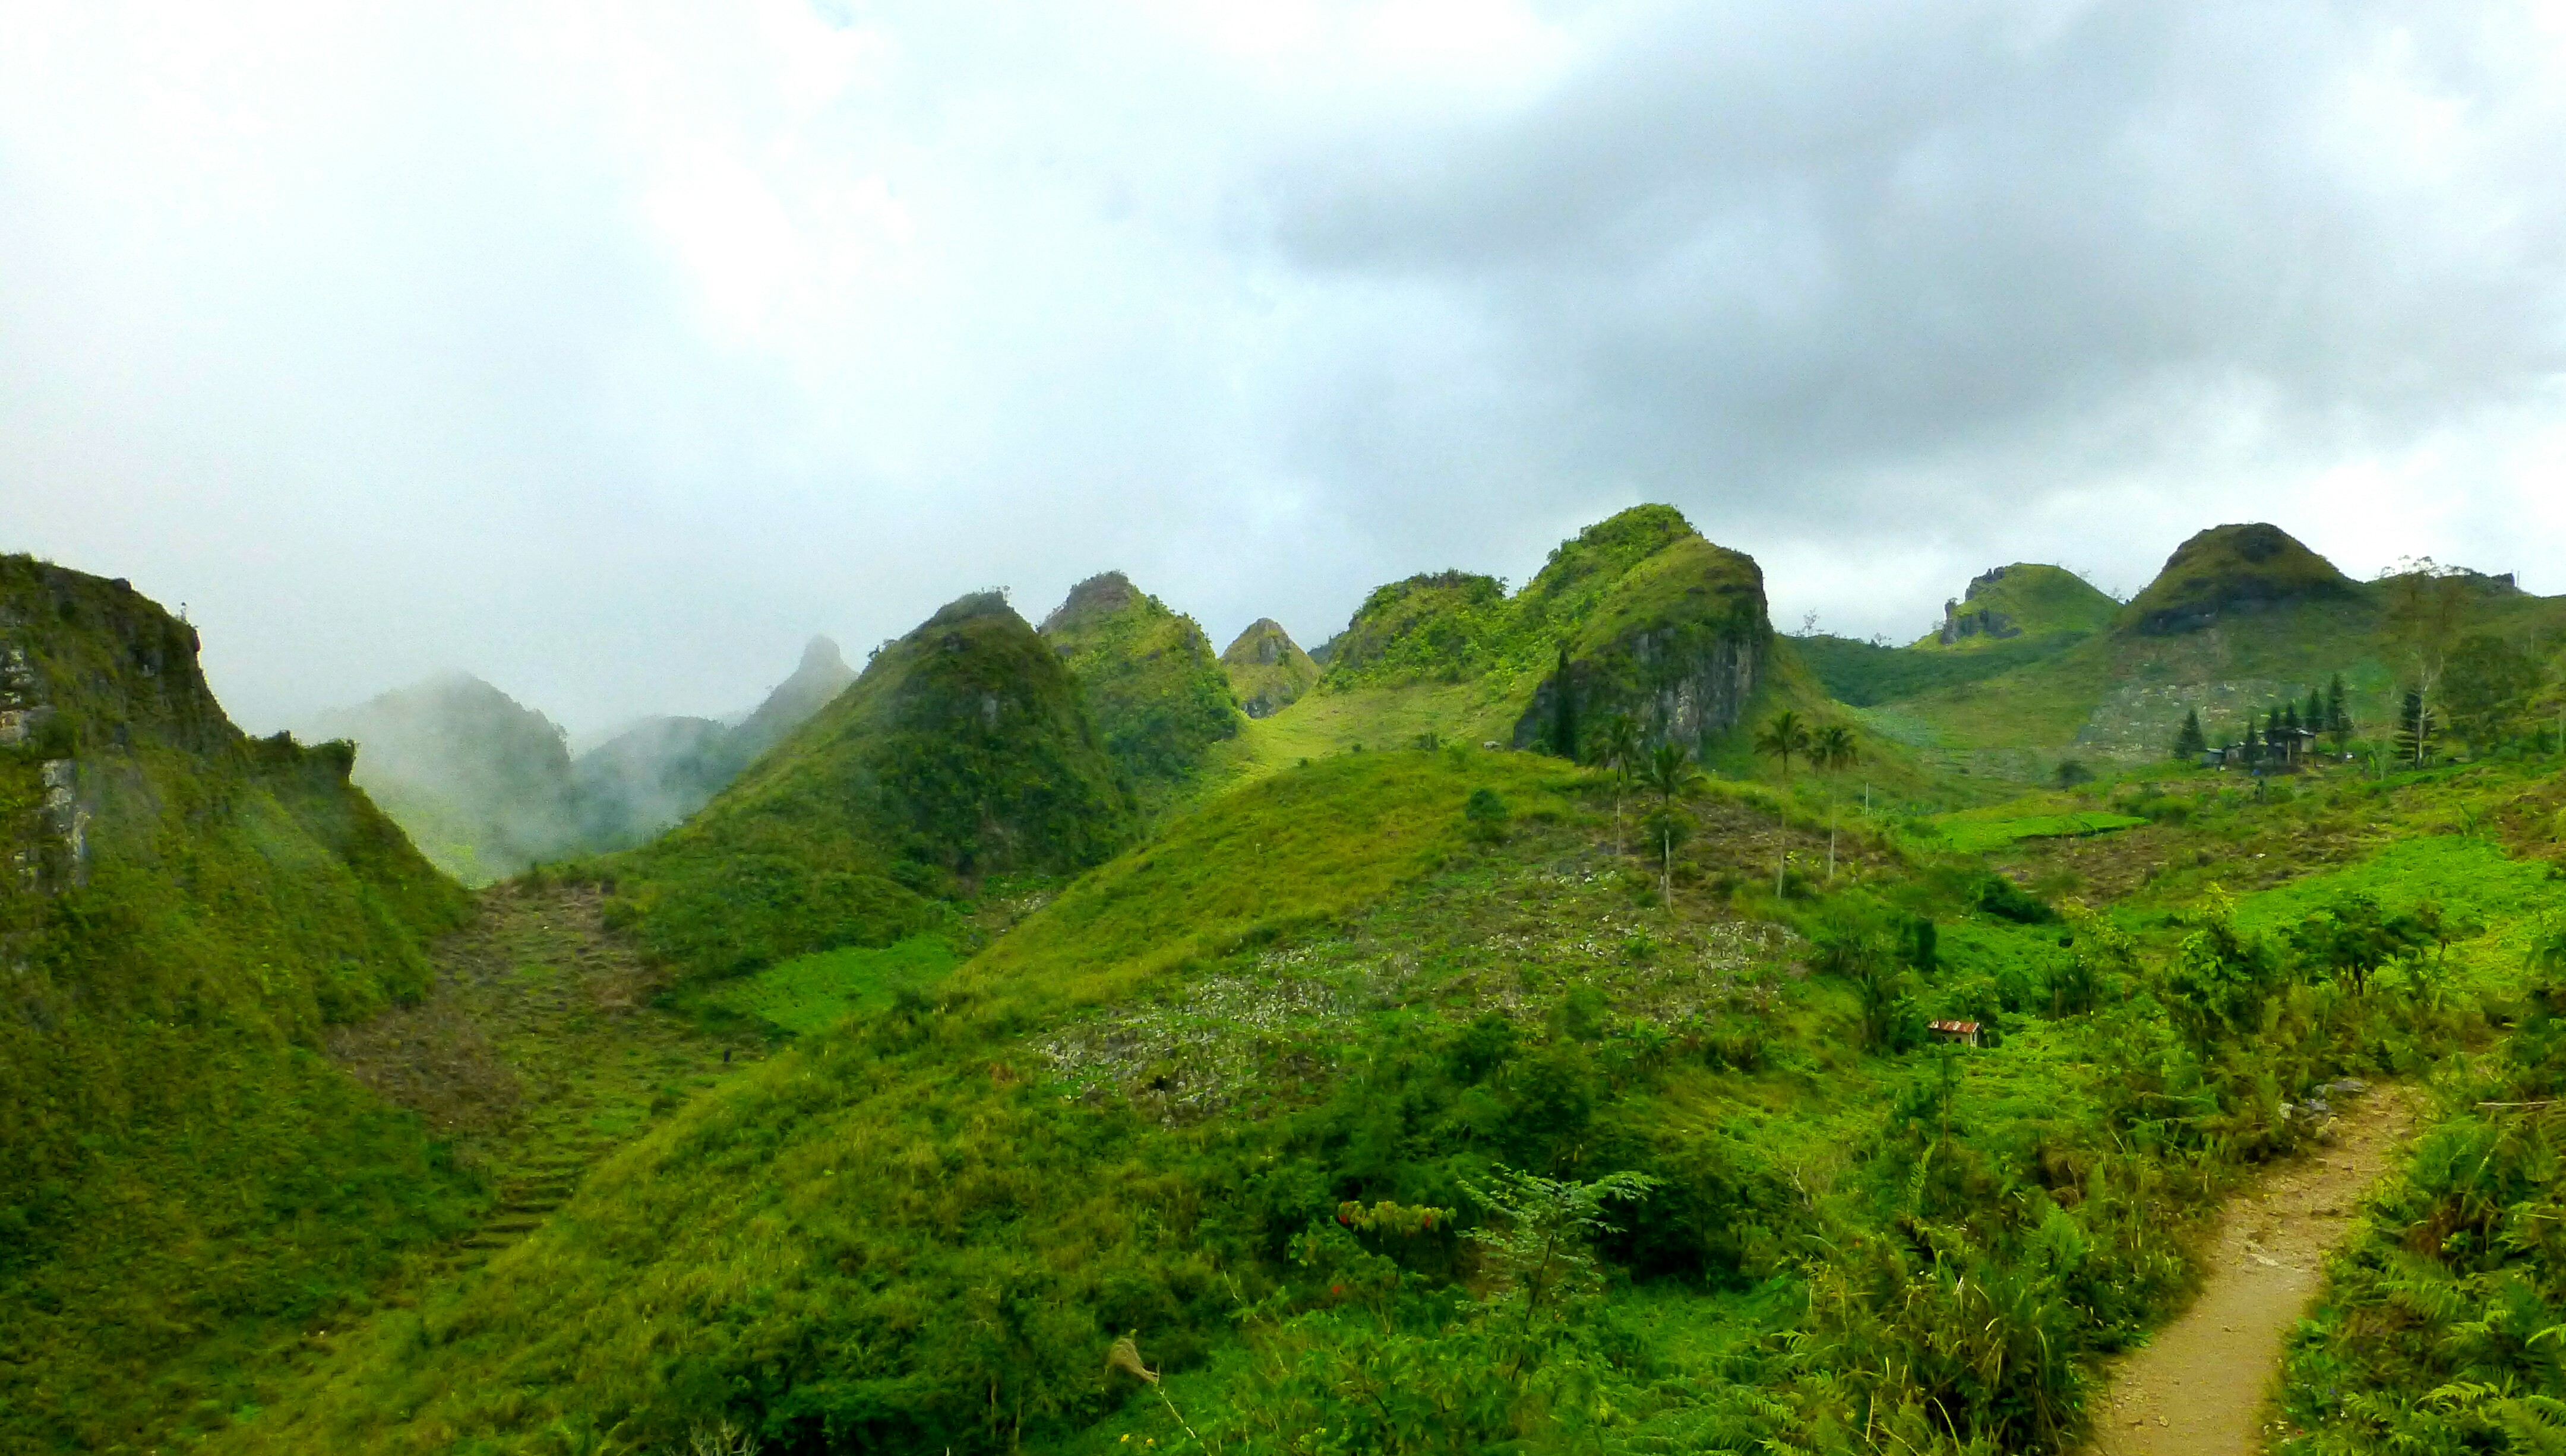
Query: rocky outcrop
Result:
<box><xmin>1509</xmin><ymin>530</ymin><xmax>1772</xmax><ymax>757</ymax></box>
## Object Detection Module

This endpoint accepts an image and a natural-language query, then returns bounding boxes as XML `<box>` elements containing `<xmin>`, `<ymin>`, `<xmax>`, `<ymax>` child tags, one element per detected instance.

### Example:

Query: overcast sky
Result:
<box><xmin>5</xmin><ymin>1</ymin><xmax>2563</xmax><ymax>734</ymax></box>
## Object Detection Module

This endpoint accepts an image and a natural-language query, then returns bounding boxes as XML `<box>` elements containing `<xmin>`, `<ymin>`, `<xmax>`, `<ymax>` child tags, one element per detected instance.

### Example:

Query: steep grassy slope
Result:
<box><xmin>1219</xmin><ymin>618</ymin><xmax>1320</xmax><ymax>719</ymax></box>
<box><xmin>723</xmin><ymin>635</ymin><xmax>859</xmax><ymax>766</ymax></box>
<box><xmin>593</xmin><ymin>592</ymin><xmax>1135</xmax><ymax>982</ymax></box>
<box><xmin>1039</xmin><ymin>573</ymin><xmax>1240</xmax><ymax>814</ymax></box>
<box><xmin>1797</xmin><ymin>630</ymin><xmax>2077</xmax><ymax>707</ymax></box>
<box><xmin>216</xmin><ymin>730</ymin><xmax>2566</xmax><ymax>1455</ymax></box>
<box><xmin>0</xmin><ymin>556</ymin><xmax>477</xmax><ymax>1452</ymax></box>
<box><xmin>1914</xmin><ymin>562</ymin><xmax>2118</xmax><ymax>648</ymax></box>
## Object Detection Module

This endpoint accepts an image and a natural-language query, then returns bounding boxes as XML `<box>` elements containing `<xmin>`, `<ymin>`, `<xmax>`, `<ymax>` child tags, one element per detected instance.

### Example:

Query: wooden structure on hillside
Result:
<box><xmin>1926</xmin><ymin>1019</ymin><xmax>1981</xmax><ymax>1047</ymax></box>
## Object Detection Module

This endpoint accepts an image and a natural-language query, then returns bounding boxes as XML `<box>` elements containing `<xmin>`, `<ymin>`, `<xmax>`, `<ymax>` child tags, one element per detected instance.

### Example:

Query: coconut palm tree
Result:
<box><xmin>1585</xmin><ymin>713</ymin><xmax>1644</xmax><ymax>856</ymax></box>
<box><xmin>1638</xmin><ymin>742</ymin><xmax>1704</xmax><ymax>910</ymax></box>
<box><xmin>1809</xmin><ymin>723</ymin><xmax>1859</xmax><ymax>881</ymax></box>
<box><xmin>1753</xmin><ymin>710</ymin><xmax>1812</xmax><ymax>778</ymax></box>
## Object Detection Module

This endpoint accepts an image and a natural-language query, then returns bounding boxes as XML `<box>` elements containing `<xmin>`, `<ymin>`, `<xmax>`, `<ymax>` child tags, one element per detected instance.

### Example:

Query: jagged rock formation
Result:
<box><xmin>605</xmin><ymin>591</ymin><xmax>1135</xmax><ymax>979</ymax></box>
<box><xmin>1038</xmin><ymin>572</ymin><xmax>1238</xmax><ymax>807</ymax></box>
<box><xmin>1219</xmin><ymin>618</ymin><xmax>1320</xmax><ymax>718</ymax></box>
<box><xmin>723</xmin><ymin>635</ymin><xmax>857</xmax><ymax>765</ymax></box>
<box><xmin>2124</xmin><ymin>523</ymin><xmax>2359</xmax><ymax>635</ymax></box>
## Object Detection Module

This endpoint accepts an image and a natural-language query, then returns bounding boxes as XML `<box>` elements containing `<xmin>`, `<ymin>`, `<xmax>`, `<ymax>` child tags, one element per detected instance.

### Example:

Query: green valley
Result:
<box><xmin>8</xmin><ymin>507</ymin><xmax>2566</xmax><ymax>1456</ymax></box>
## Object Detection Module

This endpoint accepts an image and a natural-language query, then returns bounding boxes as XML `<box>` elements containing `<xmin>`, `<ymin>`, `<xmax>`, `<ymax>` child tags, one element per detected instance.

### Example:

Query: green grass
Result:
<box><xmin>1931</xmin><ymin>809</ymin><xmax>2149</xmax><ymax>853</ymax></box>
<box><xmin>1911</xmin><ymin>563</ymin><xmax>2118</xmax><ymax>650</ymax></box>
<box><xmin>200</xmin><ymin>746</ymin><xmax>2566</xmax><ymax>1456</ymax></box>
<box><xmin>1794</xmin><ymin>630</ymin><xmax>2082</xmax><ymax>706</ymax></box>
<box><xmin>1039</xmin><ymin>574</ymin><xmax>1241</xmax><ymax>818</ymax></box>
<box><xmin>699</xmin><ymin>935</ymin><xmax>960</xmax><ymax>1034</ymax></box>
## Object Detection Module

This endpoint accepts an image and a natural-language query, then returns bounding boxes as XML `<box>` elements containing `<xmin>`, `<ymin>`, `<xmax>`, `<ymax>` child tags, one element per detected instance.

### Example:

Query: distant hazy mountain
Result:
<box><xmin>314</xmin><ymin>637</ymin><xmax>859</xmax><ymax>879</ymax></box>
<box><xmin>571</xmin><ymin>637</ymin><xmax>857</xmax><ymax>849</ymax></box>
<box><xmin>309</xmin><ymin>673</ymin><xmax>580</xmax><ymax>882</ymax></box>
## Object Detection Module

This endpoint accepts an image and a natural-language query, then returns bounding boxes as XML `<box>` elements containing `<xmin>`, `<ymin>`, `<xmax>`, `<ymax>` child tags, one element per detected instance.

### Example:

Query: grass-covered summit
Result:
<box><xmin>2122</xmin><ymin>522</ymin><xmax>2360</xmax><ymax>635</ymax></box>
<box><xmin>1507</xmin><ymin>507</ymin><xmax>1772</xmax><ymax>755</ymax></box>
<box><xmin>596</xmin><ymin>590</ymin><xmax>1136</xmax><ymax>980</ymax></box>
<box><xmin>1</xmin><ymin>555</ymin><xmax>475</xmax><ymax>1452</ymax></box>
<box><xmin>1916</xmin><ymin>563</ymin><xmax>2118</xmax><ymax>648</ymax></box>
<box><xmin>1219</xmin><ymin>618</ymin><xmax>1320</xmax><ymax>719</ymax></box>
<box><xmin>1039</xmin><ymin>572</ymin><xmax>1239</xmax><ymax>813</ymax></box>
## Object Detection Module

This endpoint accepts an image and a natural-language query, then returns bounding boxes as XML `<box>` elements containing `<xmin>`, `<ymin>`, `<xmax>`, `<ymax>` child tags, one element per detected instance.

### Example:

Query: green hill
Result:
<box><xmin>0</xmin><ymin>556</ymin><xmax>476</xmax><ymax>1452</ymax></box>
<box><xmin>2121</xmin><ymin>522</ymin><xmax>2362</xmax><ymax>635</ymax></box>
<box><xmin>1039</xmin><ymin>573</ymin><xmax>1240</xmax><ymax>814</ymax></box>
<box><xmin>1219</xmin><ymin>618</ymin><xmax>1320</xmax><ymax>718</ymax></box>
<box><xmin>1815</xmin><ymin>524</ymin><xmax>2566</xmax><ymax>783</ymax></box>
<box><xmin>1914</xmin><ymin>563</ymin><xmax>2118</xmax><ymax>649</ymax></box>
<box><xmin>205</xmin><ymin>713</ymin><xmax>2566</xmax><ymax>1456</ymax></box>
<box><xmin>1215</xmin><ymin>506</ymin><xmax>1786</xmax><ymax>777</ymax></box>
<box><xmin>593</xmin><ymin>591</ymin><xmax>1136</xmax><ymax>982</ymax></box>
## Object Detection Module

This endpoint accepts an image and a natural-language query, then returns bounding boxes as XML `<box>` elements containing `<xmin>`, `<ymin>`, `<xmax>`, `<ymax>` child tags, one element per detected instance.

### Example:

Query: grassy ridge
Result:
<box><xmin>217</xmin><ymin>749</ymin><xmax>1575</xmax><ymax>1453</ymax></box>
<box><xmin>1913</xmin><ymin>562</ymin><xmax>2119</xmax><ymax>650</ymax></box>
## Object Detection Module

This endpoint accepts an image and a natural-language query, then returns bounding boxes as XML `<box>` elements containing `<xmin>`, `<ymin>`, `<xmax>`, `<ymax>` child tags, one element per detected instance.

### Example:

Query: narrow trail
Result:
<box><xmin>2085</xmin><ymin>1085</ymin><xmax>2422</xmax><ymax>1456</ymax></box>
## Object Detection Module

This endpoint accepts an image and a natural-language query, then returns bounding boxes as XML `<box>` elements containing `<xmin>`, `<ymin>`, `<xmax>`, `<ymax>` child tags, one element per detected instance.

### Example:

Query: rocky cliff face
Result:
<box><xmin>0</xmin><ymin>562</ymin><xmax>235</xmax><ymax>895</ymax></box>
<box><xmin>1508</xmin><ymin>524</ymin><xmax>1771</xmax><ymax>756</ymax></box>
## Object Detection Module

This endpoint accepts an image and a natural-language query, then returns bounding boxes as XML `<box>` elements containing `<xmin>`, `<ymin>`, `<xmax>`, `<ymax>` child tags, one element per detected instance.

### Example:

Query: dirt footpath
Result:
<box><xmin>2085</xmin><ymin>1086</ymin><xmax>2421</xmax><ymax>1456</ymax></box>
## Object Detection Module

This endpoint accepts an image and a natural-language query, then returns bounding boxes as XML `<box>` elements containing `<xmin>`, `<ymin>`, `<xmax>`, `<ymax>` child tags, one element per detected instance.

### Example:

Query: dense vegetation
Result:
<box><xmin>202</xmin><ymin>729</ymin><xmax>2566</xmax><ymax>1456</ymax></box>
<box><xmin>1219</xmin><ymin>618</ymin><xmax>1320</xmax><ymax>720</ymax></box>
<box><xmin>0</xmin><ymin>557</ymin><xmax>478</xmax><ymax>1452</ymax></box>
<box><xmin>1794</xmin><ymin>631</ymin><xmax>2081</xmax><ymax>707</ymax></box>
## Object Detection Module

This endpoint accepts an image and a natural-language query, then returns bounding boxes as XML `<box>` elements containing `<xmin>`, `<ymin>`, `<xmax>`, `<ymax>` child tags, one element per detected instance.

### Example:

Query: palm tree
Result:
<box><xmin>1753</xmin><ymin>710</ymin><xmax>1811</xmax><ymax>778</ymax></box>
<box><xmin>1809</xmin><ymin>723</ymin><xmax>1859</xmax><ymax>881</ymax></box>
<box><xmin>1637</xmin><ymin>742</ymin><xmax>1703</xmax><ymax>910</ymax></box>
<box><xmin>1585</xmin><ymin>713</ymin><xmax>1644</xmax><ymax>856</ymax></box>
